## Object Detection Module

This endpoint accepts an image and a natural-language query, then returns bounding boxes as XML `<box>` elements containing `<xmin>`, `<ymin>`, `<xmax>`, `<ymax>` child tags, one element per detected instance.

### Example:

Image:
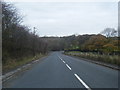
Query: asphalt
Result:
<box><xmin>3</xmin><ymin>51</ymin><xmax>119</xmax><ymax>88</ymax></box>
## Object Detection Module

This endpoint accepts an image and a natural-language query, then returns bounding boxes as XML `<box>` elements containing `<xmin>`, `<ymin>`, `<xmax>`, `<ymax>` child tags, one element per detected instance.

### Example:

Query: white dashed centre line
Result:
<box><xmin>58</xmin><ymin>56</ymin><xmax>63</xmax><ymax>61</ymax></box>
<box><xmin>63</xmin><ymin>60</ymin><xmax>65</xmax><ymax>63</ymax></box>
<box><xmin>58</xmin><ymin>56</ymin><xmax>91</xmax><ymax>89</ymax></box>
<box><xmin>74</xmin><ymin>74</ymin><xmax>91</xmax><ymax>90</ymax></box>
<box><xmin>60</xmin><ymin>59</ymin><xmax>63</xmax><ymax>61</ymax></box>
<box><xmin>66</xmin><ymin>64</ymin><xmax>72</xmax><ymax>70</ymax></box>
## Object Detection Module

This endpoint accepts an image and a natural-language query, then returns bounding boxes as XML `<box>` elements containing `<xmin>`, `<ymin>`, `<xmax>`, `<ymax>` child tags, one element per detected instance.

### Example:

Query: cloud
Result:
<box><xmin>12</xmin><ymin>2</ymin><xmax>118</xmax><ymax>36</ymax></box>
<box><xmin>5</xmin><ymin>0</ymin><xmax>119</xmax><ymax>2</ymax></box>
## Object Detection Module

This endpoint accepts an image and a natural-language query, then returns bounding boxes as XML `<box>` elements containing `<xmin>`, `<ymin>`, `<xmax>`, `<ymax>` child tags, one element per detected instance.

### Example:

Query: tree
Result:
<box><xmin>2</xmin><ymin>1</ymin><xmax>49</xmax><ymax>64</ymax></box>
<box><xmin>100</xmin><ymin>28</ymin><xmax>118</xmax><ymax>37</ymax></box>
<box><xmin>84</xmin><ymin>34</ymin><xmax>107</xmax><ymax>53</ymax></box>
<box><xmin>103</xmin><ymin>44</ymin><xmax>118</xmax><ymax>55</ymax></box>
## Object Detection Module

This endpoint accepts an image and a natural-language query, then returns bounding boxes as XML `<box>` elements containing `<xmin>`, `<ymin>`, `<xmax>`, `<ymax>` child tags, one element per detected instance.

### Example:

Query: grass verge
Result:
<box><xmin>3</xmin><ymin>53</ymin><xmax>47</xmax><ymax>73</ymax></box>
<box><xmin>64</xmin><ymin>51</ymin><xmax>120</xmax><ymax>66</ymax></box>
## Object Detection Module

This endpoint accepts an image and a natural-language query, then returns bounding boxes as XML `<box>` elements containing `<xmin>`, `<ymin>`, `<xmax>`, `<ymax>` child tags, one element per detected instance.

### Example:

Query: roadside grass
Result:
<box><xmin>3</xmin><ymin>53</ymin><xmax>46</xmax><ymax>73</ymax></box>
<box><xmin>64</xmin><ymin>51</ymin><xmax>120</xmax><ymax>66</ymax></box>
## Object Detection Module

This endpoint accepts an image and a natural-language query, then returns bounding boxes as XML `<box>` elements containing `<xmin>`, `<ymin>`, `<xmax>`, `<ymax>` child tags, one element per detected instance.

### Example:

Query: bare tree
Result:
<box><xmin>2</xmin><ymin>1</ymin><xmax>49</xmax><ymax>64</ymax></box>
<box><xmin>100</xmin><ymin>28</ymin><xmax>118</xmax><ymax>37</ymax></box>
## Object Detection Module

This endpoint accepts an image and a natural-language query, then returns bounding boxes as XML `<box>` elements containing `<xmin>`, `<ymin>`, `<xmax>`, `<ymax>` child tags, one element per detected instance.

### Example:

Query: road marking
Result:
<box><xmin>66</xmin><ymin>64</ymin><xmax>72</xmax><ymax>70</ymax></box>
<box><xmin>58</xmin><ymin>55</ymin><xmax>91</xmax><ymax>90</ymax></box>
<box><xmin>63</xmin><ymin>60</ymin><xmax>65</xmax><ymax>63</ymax></box>
<box><xmin>60</xmin><ymin>58</ymin><xmax>63</xmax><ymax>62</ymax></box>
<box><xmin>74</xmin><ymin>74</ymin><xmax>91</xmax><ymax>90</ymax></box>
<box><xmin>58</xmin><ymin>56</ymin><xmax>63</xmax><ymax>61</ymax></box>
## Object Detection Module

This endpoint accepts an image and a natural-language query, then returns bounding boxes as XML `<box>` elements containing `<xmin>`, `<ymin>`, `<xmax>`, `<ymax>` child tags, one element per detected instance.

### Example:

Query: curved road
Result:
<box><xmin>3</xmin><ymin>52</ymin><xmax>119</xmax><ymax>89</ymax></box>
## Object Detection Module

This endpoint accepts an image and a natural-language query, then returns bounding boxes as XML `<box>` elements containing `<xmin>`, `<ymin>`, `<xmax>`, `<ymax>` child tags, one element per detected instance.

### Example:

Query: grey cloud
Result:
<box><xmin>14</xmin><ymin>2</ymin><xmax>117</xmax><ymax>36</ymax></box>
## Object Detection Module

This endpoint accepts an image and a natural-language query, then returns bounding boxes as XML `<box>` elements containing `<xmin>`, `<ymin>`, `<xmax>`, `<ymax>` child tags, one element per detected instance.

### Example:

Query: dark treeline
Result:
<box><xmin>2</xmin><ymin>1</ymin><xmax>119</xmax><ymax>66</ymax></box>
<box><xmin>2</xmin><ymin>2</ymin><xmax>48</xmax><ymax>64</ymax></box>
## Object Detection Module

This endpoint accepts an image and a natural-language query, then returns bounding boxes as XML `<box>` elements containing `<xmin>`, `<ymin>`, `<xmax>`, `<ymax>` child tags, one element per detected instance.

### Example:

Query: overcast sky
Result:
<box><xmin>8</xmin><ymin>1</ymin><xmax>118</xmax><ymax>36</ymax></box>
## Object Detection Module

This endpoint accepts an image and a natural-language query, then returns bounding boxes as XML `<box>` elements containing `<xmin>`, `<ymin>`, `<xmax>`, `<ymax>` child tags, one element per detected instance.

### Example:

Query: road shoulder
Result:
<box><xmin>2</xmin><ymin>55</ymin><xmax>48</xmax><ymax>82</ymax></box>
<box><xmin>64</xmin><ymin>53</ymin><xmax>120</xmax><ymax>71</ymax></box>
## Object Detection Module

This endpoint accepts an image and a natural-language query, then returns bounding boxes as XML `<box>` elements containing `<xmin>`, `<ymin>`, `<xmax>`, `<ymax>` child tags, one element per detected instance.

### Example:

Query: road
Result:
<box><xmin>3</xmin><ymin>52</ymin><xmax>119</xmax><ymax>89</ymax></box>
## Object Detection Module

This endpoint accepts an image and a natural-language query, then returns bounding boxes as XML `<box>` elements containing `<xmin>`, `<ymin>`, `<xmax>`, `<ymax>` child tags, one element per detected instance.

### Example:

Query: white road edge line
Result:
<box><xmin>66</xmin><ymin>64</ymin><xmax>72</xmax><ymax>70</ymax></box>
<box><xmin>74</xmin><ymin>74</ymin><xmax>91</xmax><ymax>90</ymax></box>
